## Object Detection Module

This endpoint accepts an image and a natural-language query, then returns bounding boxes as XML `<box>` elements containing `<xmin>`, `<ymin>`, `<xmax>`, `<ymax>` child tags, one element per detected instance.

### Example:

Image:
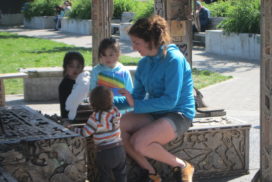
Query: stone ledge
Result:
<box><xmin>85</xmin><ymin>116</ymin><xmax>251</xmax><ymax>181</ymax></box>
<box><xmin>20</xmin><ymin>67</ymin><xmax>136</xmax><ymax>101</ymax></box>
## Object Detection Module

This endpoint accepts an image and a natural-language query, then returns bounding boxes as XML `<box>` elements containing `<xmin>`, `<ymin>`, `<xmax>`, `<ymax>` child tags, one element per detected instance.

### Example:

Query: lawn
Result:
<box><xmin>0</xmin><ymin>31</ymin><xmax>231</xmax><ymax>94</ymax></box>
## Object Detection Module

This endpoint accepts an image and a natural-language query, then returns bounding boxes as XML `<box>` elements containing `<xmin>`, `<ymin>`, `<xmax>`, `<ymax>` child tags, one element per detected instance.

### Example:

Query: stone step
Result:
<box><xmin>193</xmin><ymin>40</ymin><xmax>205</xmax><ymax>47</ymax></box>
<box><xmin>193</xmin><ymin>32</ymin><xmax>206</xmax><ymax>47</ymax></box>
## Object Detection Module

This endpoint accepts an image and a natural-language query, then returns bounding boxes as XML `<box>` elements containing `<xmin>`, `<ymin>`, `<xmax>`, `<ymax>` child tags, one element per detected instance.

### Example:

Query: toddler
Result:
<box><xmin>73</xmin><ymin>86</ymin><xmax>127</xmax><ymax>182</ymax></box>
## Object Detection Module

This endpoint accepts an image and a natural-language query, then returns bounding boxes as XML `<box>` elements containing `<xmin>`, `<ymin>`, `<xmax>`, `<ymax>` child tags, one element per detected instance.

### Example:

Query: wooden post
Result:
<box><xmin>155</xmin><ymin>0</ymin><xmax>193</xmax><ymax>66</ymax></box>
<box><xmin>92</xmin><ymin>0</ymin><xmax>113</xmax><ymax>66</ymax></box>
<box><xmin>0</xmin><ymin>79</ymin><xmax>5</xmax><ymax>106</ymax></box>
<box><xmin>260</xmin><ymin>0</ymin><xmax>272</xmax><ymax>181</ymax></box>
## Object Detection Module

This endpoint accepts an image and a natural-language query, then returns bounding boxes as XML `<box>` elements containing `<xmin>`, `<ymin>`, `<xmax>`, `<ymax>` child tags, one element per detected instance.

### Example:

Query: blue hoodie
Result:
<box><xmin>116</xmin><ymin>44</ymin><xmax>195</xmax><ymax>119</ymax></box>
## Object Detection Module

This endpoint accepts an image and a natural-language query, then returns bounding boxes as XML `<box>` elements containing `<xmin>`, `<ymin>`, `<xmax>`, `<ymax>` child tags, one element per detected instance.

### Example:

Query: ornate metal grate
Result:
<box><xmin>0</xmin><ymin>106</ymin><xmax>77</xmax><ymax>143</ymax></box>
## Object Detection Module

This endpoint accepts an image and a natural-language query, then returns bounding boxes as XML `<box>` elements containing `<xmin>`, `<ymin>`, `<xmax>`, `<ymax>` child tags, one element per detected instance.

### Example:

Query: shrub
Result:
<box><xmin>113</xmin><ymin>0</ymin><xmax>154</xmax><ymax>21</ymax></box>
<box><xmin>69</xmin><ymin>0</ymin><xmax>92</xmax><ymax>19</ymax></box>
<box><xmin>217</xmin><ymin>0</ymin><xmax>260</xmax><ymax>34</ymax></box>
<box><xmin>22</xmin><ymin>0</ymin><xmax>63</xmax><ymax>20</ymax></box>
<box><xmin>133</xmin><ymin>0</ymin><xmax>154</xmax><ymax>21</ymax></box>
<box><xmin>113</xmin><ymin>0</ymin><xmax>136</xmax><ymax>19</ymax></box>
<box><xmin>205</xmin><ymin>0</ymin><xmax>235</xmax><ymax>17</ymax></box>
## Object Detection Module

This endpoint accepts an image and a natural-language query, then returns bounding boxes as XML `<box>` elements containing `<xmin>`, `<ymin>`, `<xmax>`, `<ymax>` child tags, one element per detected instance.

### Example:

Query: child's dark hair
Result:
<box><xmin>90</xmin><ymin>86</ymin><xmax>113</xmax><ymax>112</ymax></box>
<box><xmin>62</xmin><ymin>51</ymin><xmax>84</xmax><ymax>76</ymax></box>
<box><xmin>98</xmin><ymin>38</ymin><xmax>120</xmax><ymax>59</ymax></box>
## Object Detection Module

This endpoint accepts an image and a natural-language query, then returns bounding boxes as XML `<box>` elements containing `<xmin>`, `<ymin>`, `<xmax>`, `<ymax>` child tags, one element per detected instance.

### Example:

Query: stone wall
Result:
<box><xmin>206</xmin><ymin>30</ymin><xmax>261</xmax><ymax>60</ymax></box>
<box><xmin>24</xmin><ymin>16</ymin><xmax>55</xmax><ymax>29</ymax></box>
<box><xmin>0</xmin><ymin>14</ymin><xmax>23</xmax><ymax>26</ymax></box>
<box><xmin>61</xmin><ymin>18</ymin><xmax>92</xmax><ymax>35</ymax></box>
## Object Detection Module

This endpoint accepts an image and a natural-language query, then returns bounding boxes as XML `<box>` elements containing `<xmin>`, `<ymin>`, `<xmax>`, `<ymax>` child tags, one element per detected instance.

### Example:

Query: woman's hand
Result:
<box><xmin>119</xmin><ymin>88</ymin><xmax>134</xmax><ymax>107</ymax></box>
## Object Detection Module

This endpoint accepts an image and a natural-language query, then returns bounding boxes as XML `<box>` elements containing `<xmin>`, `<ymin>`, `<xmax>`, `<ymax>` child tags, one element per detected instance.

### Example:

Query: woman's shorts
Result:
<box><xmin>149</xmin><ymin>112</ymin><xmax>192</xmax><ymax>136</ymax></box>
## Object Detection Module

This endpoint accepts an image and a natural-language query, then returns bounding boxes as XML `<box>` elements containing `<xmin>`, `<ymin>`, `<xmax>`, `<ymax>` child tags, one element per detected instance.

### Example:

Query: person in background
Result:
<box><xmin>71</xmin><ymin>86</ymin><xmax>127</xmax><ymax>182</ymax></box>
<box><xmin>193</xmin><ymin>1</ymin><xmax>210</xmax><ymax>32</ymax></box>
<box><xmin>54</xmin><ymin>5</ymin><xmax>64</xmax><ymax>30</ymax></box>
<box><xmin>54</xmin><ymin>1</ymin><xmax>72</xmax><ymax>30</ymax></box>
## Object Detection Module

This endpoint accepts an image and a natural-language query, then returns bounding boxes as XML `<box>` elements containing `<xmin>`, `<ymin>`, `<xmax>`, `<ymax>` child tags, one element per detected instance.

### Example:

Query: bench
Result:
<box><xmin>83</xmin><ymin>116</ymin><xmax>250</xmax><ymax>181</ymax></box>
<box><xmin>0</xmin><ymin>73</ymin><xmax>28</xmax><ymax>106</ymax></box>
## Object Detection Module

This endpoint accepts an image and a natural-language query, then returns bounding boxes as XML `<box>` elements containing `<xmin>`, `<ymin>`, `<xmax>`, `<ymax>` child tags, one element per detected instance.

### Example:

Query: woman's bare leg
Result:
<box><xmin>120</xmin><ymin>112</ymin><xmax>156</xmax><ymax>173</ymax></box>
<box><xmin>130</xmin><ymin>118</ymin><xmax>186</xmax><ymax>168</ymax></box>
<box><xmin>120</xmin><ymin>112</ymin><xmax>186</xmax><ymax>173</ymax></box>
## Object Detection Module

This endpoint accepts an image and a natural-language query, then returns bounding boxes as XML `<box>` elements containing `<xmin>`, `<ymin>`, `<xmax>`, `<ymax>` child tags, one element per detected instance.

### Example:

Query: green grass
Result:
<box><xmin>192</xmin><ymin>68</ymin><xmax>232</xmax><ymax>89</ymax></box>
<box><xmin>0</xmin><ymin>31</ymin><xmax>231</xmax><ymax>94</ymax></box>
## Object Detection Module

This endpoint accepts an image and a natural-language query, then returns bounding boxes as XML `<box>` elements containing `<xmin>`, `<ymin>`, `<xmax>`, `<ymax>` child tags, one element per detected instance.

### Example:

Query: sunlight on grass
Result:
<box><xmin>193</xmin><ymin>68</ymin><xmax>232</xmax><ymax>89</ymax></box>
<box><xmin>0</xmin><ymin>31</ymin><xmax>232</xmax><ymax>95</ymax></box>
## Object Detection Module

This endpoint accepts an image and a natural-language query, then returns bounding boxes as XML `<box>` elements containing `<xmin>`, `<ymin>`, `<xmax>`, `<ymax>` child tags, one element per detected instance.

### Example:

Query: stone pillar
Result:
<box><xmin>92</xmin><ymin>0</ymin><xmax>113</xmax><ymax>66</ymax></box>
<box><xmin>155</xmin><ymin>0</ymin><xmax>193</xmax><ymax>65</ymax></box>
<box><xmin>260</xmin><ymin>0</ymin><xmax>272</xmax><ymax>181</ymax></box>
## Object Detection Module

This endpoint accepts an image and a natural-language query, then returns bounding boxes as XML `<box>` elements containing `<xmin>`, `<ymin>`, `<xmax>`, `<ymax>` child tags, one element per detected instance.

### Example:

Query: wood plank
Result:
<box><xmin>0</xmin><ymin>79</ymin><xmax>4</xmax><ymax>107</ymax></box>
<box><xmin>0</xmin><ymin>72</ymin><xmax>27</xmax><ymax>79</ymax></box>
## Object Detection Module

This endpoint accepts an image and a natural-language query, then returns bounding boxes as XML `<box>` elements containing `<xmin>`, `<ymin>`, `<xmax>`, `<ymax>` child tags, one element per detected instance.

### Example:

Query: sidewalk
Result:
<box><xmin>1</xmin><ymin>27</ymin><xmax>260</xmax><ymax>182</ymax></box>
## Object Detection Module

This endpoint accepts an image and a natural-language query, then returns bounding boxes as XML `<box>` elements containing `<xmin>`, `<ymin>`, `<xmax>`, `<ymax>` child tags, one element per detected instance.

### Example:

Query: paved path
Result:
<box><xmin>1</xmin><ymin>27</ymin><xmax>260</xmax><ymax>182</ymax></box>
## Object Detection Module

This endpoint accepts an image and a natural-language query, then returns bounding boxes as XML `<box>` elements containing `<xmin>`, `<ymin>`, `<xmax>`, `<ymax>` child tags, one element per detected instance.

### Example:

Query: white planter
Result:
<box><xmin>120</xmin><ymin>22</ymin><xmax>132</xmax><ymax>41</ymax></box>
<box><xmin>121</xmin><ymin>12</ymin><xmax>134</xmax><ymax>22</ymax></box>
<box><xmin>0</xmin><ymin>14</ymin><xmax>24</xmax><ymax>25</ymax></box>
<box><xmin>206</xmin><ymin>30</ymin><xmax>261</xmax><ymax>60</ymax></box>
<box><xmin>61</xmin><ymin>18</ymin><xmax>92</xmax><ymax>35</ymax></box>
<box><xmin>24</xmin><ymin>16</ymin><xmax>55</xmax><ymax>29</ymax></box>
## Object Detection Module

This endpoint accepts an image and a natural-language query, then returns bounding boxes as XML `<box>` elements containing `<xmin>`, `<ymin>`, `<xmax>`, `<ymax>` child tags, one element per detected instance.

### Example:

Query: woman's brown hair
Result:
<box><xmin>90</xmin><ymin>86</ymin><xmax>113</xmax><ymax>112</ymax></box>
<box><xmin>128</xmin><ymin>15</ymin><xmax>171</xmax><ymax>53</ymax></box>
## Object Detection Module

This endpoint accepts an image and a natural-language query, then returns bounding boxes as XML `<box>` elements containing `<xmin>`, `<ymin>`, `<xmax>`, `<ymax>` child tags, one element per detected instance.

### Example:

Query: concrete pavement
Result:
<box><xmin>1</xmin><ymin>26</ymin><xmax>260</xmax><ymax>182</ymax></box>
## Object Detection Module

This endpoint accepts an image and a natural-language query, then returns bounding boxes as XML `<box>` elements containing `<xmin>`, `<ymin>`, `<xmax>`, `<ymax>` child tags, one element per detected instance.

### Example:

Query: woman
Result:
<box><xmin>118</xmin><ymin>15</ymin><xmax>195</xmax><ymax>182</ymax></box>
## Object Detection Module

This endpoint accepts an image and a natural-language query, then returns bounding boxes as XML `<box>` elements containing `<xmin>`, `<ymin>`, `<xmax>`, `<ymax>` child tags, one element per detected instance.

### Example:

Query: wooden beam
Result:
<box><xmin>260</xmin><ymin>0</ymin><xmax>272</xmax><ymax>181</ymax></box>
<box><xmin>92</xmin><ymin>0</ymin><xmax>113</xmax><ymax>66</ymax></box>
<box><xmin>155</xmin><ymin>0</ymin><xmax>193</xmax><ymax>66</ymax></box>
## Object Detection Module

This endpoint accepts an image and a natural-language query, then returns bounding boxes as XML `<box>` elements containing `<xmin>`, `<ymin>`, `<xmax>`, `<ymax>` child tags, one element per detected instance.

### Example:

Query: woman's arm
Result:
<box><xmin>134</xmin><ymin>56</ymin><xmax>186</xmax><ymax>113</ymax></box>
<box><xmin>90</xmin><ymin>67</ymin><xmax>99</xmax><ymax>92</ymax></box>
<box><xmin>124</xmin><ymin>69</ymin><xmax>134</xmax><ymax>93</ymax></box>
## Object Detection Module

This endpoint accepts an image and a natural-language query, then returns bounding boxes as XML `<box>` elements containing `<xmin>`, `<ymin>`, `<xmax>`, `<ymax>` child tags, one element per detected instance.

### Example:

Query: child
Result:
<box><xmin>73</xmin><ymin>86</ymin><xmax>127</xmax><ymax>182</ymax></box>
<box><xmin>58</xmin><ymin>51</ymin><xmax>85</xmax><ymax>118</ymax></box>
<box><xmin>90</xmin><ymin>38</ymin><xmax>133</xmax><ymax>109</ymax></box>
<box><xmin>65</xmin><ymin>37</ymin><xmax>133</xmax><ymax>121</ymax></box>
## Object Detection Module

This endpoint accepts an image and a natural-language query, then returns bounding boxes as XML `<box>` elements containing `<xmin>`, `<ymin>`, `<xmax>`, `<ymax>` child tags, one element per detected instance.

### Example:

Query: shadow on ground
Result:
<box><xmin>193</xmin><ymin>47</ymin><xmax>259</xmax><ymax>75</ymax></box>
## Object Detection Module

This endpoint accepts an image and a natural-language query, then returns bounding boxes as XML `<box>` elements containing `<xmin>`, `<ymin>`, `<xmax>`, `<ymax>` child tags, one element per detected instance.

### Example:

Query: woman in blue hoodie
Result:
<box><xmin>118</xmin><ymin>15</ymin><xmax>195</xmax><ymax>182</ymax></box>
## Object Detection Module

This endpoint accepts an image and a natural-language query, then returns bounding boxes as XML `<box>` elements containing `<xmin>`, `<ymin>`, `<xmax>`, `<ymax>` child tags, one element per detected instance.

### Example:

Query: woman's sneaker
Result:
<box><xmin>140</xmin><ymin>169</ymin><xmax>162</xmax><ymax>182</ymax></box>
<box><xmin>148</xmin><ymin>173</ymin><xmax>162</xmax><ymax>182</ymax></box>
<box><xmin>172</xmin><ymin>161</ymin><xmax>194</xmax><ymax>182</ymax></box>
